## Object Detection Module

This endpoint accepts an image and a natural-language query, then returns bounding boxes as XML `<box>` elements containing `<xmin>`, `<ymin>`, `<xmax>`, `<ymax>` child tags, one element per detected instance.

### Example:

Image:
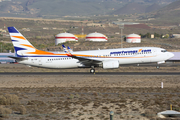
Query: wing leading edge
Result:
<box><xmin>62</xmin><ymin>45</ymin><xmax>102</xmax><ymax>65</ymax></box>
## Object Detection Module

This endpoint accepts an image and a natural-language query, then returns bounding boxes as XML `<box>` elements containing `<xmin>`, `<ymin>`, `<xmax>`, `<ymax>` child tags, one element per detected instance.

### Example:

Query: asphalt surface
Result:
<box><xmin>0</xmin><ymin>72</ymin><xmax>180</xmax><ymax>75</ymax></box>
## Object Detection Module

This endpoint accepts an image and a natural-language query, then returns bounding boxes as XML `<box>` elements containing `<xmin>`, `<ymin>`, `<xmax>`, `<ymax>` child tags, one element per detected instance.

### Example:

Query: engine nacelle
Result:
<box><xmin>103</xmin><ymin>60</ymin><xmax>119</xmax><ymax>69</ymax></box>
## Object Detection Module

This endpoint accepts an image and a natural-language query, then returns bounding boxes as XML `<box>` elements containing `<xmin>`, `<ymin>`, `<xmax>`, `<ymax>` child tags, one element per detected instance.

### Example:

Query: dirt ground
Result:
<box><xmin>0</xmin><ymin>64</ymin><xmax>180</xmax><ymax>120</ymax></box>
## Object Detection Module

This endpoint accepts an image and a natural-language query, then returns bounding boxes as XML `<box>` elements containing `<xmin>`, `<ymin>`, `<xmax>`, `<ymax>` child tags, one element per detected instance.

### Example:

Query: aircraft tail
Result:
<box><xmin>8</xmin><ymin>27</ymin><xmax>37</xmax><ymax>57</ymax></box>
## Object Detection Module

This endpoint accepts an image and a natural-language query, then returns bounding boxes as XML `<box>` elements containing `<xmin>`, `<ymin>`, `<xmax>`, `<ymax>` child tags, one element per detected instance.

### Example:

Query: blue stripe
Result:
<box><xmin>14</xmin><ymin>47</ymin><xmax>27</xmax><ymax>57</ymax></box>
<box><xmin>8</xmin><ymin>27</ymin><xmax>19</xmax><ymax>33</ymax></box>
<box><xmin>12</xmin><ymin>40</ymin><xmax>18</xmax><ymax>42</ymax></box>
<box><xmin>62</xmin><ymin>45</ymin><xmax>66</xmax><ymax>48</ymax></box>
<box><xmin>14</xmin><ymin>47</ymin><xmax>27</xmax><ymax>52</ymax></box>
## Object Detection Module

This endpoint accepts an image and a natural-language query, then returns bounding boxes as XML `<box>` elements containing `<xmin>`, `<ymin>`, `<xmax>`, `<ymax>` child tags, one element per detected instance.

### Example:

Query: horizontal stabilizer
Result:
<box><xmin>8</xmin><ymin>56</ymin><xmax>28</xmax><ymax>61</ymax></box>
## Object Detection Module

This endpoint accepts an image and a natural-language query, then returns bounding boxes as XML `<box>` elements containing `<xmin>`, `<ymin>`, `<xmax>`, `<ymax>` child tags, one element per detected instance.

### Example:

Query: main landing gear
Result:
<box><xmin>90</xmin><ymin>68</ymin><xmax>95</xmax><ymax>73</ymax></box>
<box><xmin>90</xmin><ymin>66</ymin><xmax>95</xmax><ymax>73</ymax></box>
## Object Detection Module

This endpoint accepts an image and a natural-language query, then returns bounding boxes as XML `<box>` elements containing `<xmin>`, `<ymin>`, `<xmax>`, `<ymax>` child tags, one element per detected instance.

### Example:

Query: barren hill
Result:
<box><xmin>153</xmin><ymin>0</ymin><xmax>180</xmax><ymax>23</ymax></box>
<box><xmin>145</xmin><ymin>3</ymin><xmax>161</xmax><ymax>13</ymax></box>
<box><xmin>0</xmin><ymin>0</ymin><xmax>177</xmax><ymax>18</ymax></box>
<box><xmin>112</xmin><ymin>2</ymin><xmax>162</xmax><ymax>15</ymax></box>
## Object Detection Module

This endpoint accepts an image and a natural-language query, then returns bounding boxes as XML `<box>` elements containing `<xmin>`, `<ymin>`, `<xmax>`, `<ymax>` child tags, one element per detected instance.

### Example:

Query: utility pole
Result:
<box><xmin>119</xmin><ymin>24</ymin><xmax>124</xmax><ymax>48</ymax></box>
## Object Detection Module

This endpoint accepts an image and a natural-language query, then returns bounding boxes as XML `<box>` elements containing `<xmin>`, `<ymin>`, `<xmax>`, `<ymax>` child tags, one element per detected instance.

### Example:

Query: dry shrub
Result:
<box><xmin>0</xmin><ymin>96</ymin><xmax>7</xmax><ymax>105</ymax></box>
<box><xmin>141</xmin><ymin>109</ymin><xmax>156</xmax><ymax>118</ymax></box>
<box><xmin>4</xmin><ymin>94</ymin><xmax>20</xmax><ymax>105</ymax></box>
<box><xmin>0</xmin><ymin>94</ymin><xmax>20</xmax><ymax>105</ymax></box>
<box><xmin>88</xmin><ymin>117</ymin><xmax>94</xmax><ymax>120</ymax></box>
<box><xmin>29</xmin><ymin>113</ymin><xmax>41</xmax><ymax>119</ymax></box>
<box><xmin>18</xmin><ymin>105</ymin><xmax>26</xmax><ymax>115</ymax></box>
<box><xmin>13</xmin><ymin>105</ymin><xmax>26</xmax><ymax>115</ymax></box>
<box><xmin>0</xmin><ymin>106</ymin><xmax>12</xmax><ymax>118</ymax></box>
<box><xmin>27</xmin><ymin>100</ymin><xmax>46</xmax><ymax>107</ymax></box>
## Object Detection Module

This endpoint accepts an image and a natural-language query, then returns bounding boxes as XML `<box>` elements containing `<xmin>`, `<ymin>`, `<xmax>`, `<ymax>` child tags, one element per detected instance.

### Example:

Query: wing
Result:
<box><xmin>62</xmin><ymin>45</ymin><xmax>102</xmax><ymax>66</ymax></box>
<box><xmin>8</xmin><ymin>56</ymin><xmax>28</xmax><ymax>61</ymax></box>
<box><xmin>70</xmin><ymin>54</ymin><xmax>102</xmax><ymax>65</ymax></box>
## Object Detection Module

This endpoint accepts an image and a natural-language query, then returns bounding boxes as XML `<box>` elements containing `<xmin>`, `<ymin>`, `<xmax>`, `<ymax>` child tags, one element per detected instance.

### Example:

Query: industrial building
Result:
<box><xmin>85</xmin><ymin>32</ymin><xmax>107</xmax><ymax>42</ymax></box>
<box><xmin>55</xmin><ymin>33</ymin><xmax>78</xmax><ymax>45</ymax></box>
<box><xmin>126</xmin><ymin>33</ymin><xmax>141</xmax><ymax>43</ymax></box>
<box><xmin>112</xmin><ymin>21</ymin><xmax>140</xmax><ymax>25</ymax></box>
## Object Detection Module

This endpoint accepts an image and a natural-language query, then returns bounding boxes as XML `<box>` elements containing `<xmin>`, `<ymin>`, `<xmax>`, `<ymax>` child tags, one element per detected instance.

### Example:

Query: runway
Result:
<box><xmin>0</xmin><ymin>72</ymin><xmax>180</xmax><ymax>75</ymax></box>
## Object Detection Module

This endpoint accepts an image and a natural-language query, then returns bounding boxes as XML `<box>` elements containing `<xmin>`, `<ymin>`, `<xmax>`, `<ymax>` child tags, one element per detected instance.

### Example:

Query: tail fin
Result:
<box><xmin>8</xmin><ymin>27</ymin><xmax>36</xmax><ymax>57</ymax></box>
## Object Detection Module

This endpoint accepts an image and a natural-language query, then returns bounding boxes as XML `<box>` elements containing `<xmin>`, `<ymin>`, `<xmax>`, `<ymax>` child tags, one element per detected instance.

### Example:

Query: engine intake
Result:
<box><xmin>103</xmin><ymin>60</ymin><xmax>119</xmax><ymax>69</ymax></box>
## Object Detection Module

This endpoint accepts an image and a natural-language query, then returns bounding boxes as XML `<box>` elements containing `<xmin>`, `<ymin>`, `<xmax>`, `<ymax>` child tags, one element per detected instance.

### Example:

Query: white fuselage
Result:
<box><xmin>17</xmin><ymin>47</ymin><xmax>174</xmax><ymax>69</ymax></box>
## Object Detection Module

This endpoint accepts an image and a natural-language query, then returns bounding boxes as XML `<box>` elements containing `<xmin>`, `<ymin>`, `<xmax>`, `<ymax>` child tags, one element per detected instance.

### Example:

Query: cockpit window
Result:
<box><xmin>161</xmin><ymin>50</ymin><xmax>167</xmax><ymax>52</ymax></box>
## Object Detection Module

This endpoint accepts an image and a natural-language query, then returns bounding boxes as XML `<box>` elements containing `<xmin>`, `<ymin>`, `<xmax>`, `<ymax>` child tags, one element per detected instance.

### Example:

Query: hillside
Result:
<box><xmin>0</xmin><ymin>0</ymin><xmax>177</xmax><ymax>18</ymax></box>
<box><xmin>152</xmin><ymin>0</ymin><xmax>180</xmax><ymax>24</ymax></box>
<box><xmin>0</xmin><ymin>0</ymin><xmax>124</xmax><ymax>18</ymax></box>
<box><xmin>145</xmin><ymin>3</ymin><xmax>161</xmax><ymax>13</ymax></box>
<box><xmin>112</xmin><ymin>2</ymin><xmax>163</xmax><ymax>15</ymax></box>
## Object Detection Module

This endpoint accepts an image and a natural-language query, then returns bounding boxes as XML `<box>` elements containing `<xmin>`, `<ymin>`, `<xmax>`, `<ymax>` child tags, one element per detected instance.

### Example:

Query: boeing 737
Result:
<box><xmin>8</xmin><ymin>27</ymin><xmax>174</xmax><ymax>73</ymax></box>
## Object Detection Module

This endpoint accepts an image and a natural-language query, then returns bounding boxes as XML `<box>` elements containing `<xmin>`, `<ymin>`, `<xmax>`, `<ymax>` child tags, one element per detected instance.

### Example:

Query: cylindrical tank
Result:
<box><xmin>55</xmin><ymin>33</ymin><xmax>78</xmax><ymax>45</ymax></box>
<box><xmin>126</xmin><ymin>33</ymin><xmax>141</xmax><ymax>43</ymax></box>
<box><xmin>85</xmin><ymin>32</ymin><xmax>107</xmax><ymax>42</ymax></box>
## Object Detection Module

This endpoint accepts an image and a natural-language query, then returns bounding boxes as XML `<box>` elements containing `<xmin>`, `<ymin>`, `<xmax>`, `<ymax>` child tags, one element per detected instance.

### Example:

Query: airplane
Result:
<box><xmin>7</xmin><ymin>27</ymin><xmax>174</xmax><ymax>73</ymax></box>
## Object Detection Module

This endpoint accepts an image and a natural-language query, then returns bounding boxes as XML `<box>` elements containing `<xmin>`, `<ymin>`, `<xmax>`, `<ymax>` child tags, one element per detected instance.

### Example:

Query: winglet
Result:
<box><xmin>67</xmin><ymin>46</ymin><xmax>73</xmax><ymax>53</ymax></box>
<box><xmin>62</xmin><ymin>44</ymin><xmax>68</xmax><ymax>53</ymax></box>
<box><xmin>62</xmin><ymin>45</ymin><xmax>72</xmax><ymax>56</ymax></box>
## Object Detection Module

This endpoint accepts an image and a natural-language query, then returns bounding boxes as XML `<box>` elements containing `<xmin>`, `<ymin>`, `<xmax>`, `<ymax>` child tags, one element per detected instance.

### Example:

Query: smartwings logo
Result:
<box><xmin>110</xmin><ymin>49</ymin><xmax>151</xmax><ymax>55</ymax></box>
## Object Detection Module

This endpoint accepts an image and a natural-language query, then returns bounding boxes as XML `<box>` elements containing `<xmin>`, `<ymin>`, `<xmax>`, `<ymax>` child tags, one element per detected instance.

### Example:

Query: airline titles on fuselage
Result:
<box><xmin>110</xmin><ymin>49</ymin><xmax>152</xmax><ymax>55</ymax></box>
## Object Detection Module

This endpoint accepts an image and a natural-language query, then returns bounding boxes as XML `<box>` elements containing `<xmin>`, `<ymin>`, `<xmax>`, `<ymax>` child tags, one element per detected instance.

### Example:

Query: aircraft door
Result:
<box><xmin>31</xmin><ymin>59</ymin><xmax>34</xmax><ymax>63</ymax></box>
<box><xmin>149</xmin><ymin>49</ymin><xmax>156</xmax><ymax>62</ymax></box>
<box><xmin>153</xmin><ymin>49</ymin><xmax>157</xmax><ymax>57</ymax></box>
<box><xmin>38</xmin><ymin>58</ymin><xmax>42</xmax><ymax>65</ymax></box>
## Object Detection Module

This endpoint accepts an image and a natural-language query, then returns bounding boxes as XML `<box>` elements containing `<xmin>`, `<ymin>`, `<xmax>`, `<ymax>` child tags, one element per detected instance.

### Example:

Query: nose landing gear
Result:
<box><xmin>156</xmin><ymin>66</ymin><xmax>160</xmax><ymax>69</ymax></box>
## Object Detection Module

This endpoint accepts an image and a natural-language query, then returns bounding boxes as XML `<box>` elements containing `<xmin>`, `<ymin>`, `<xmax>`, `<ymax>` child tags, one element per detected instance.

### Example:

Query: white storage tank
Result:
<box><xmin>126</xmin><ymin>33</ymin><xmax>141</xmax><ymax>43</ymax></box>
<box><xmin>85</xmin><ymin>32</ymin><xmax>107</xmax><ymax>42</ymax></box>
<box><xmin>55</xmin><ymin>33</ymin><xmax>78</xmax><ymax>45</ymax></box>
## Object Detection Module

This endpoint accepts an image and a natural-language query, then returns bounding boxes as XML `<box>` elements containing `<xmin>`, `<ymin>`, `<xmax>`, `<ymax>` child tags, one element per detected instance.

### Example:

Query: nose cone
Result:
<box><xmin>168</xmin><ymin>52</ymin><xmax>174</xmax><ymax>59</ymax></box>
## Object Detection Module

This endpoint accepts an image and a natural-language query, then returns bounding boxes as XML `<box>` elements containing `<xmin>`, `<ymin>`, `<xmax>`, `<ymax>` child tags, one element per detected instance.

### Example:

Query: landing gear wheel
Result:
<box><xmin>90</xmin><ymin>68</ymin><xmax>95</xmax><ymax>73</ymax></box>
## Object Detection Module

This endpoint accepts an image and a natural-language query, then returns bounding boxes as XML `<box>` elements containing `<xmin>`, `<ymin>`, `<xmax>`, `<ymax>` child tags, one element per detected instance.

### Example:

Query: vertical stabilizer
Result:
<box><xmin>8</xmin><ymin>27</ymin><xmax>36</xmax><ymax>57</ymax></box>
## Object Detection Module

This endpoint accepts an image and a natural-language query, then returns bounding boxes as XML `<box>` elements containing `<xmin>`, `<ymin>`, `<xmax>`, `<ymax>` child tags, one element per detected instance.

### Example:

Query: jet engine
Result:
<box><xmin>103</xmin><ymin>60</ymin><xmax>119</xmax><ymax>69</ymax></box>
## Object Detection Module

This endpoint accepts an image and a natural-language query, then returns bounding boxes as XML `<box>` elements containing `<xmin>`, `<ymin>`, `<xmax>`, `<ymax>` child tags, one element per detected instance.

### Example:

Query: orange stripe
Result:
<box><xmin>71</xmin><ymin>54</ymin><xmax>153</xmax><ymax>59</ymax></box>
<box><xmin>25</xmin><ymin>51</ymin><xmax>154</xmax><ymax>59</ymax></box>
<box><xmin>12</xmin><ymin>36</ymin><xmax>26</xmax><ymax>40</ymax></box>
<box><xmin>73</xmin><ymin>54</ymin><xmax>91</xmax><ymax>57</ymax></box>
<box><xmin>27</xmin><ymin>50</ymin><xmax>68</xmax><ymax>55</ymax></box>
<box><xmin>21</xmin><ymin>44</ymin><xmax>35</xmax><ymax>49</ymax></box>
<box><xmin>27</xmin><ymin>50</ymin><xmax>54</xmax><ymax>55</ymax></box>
